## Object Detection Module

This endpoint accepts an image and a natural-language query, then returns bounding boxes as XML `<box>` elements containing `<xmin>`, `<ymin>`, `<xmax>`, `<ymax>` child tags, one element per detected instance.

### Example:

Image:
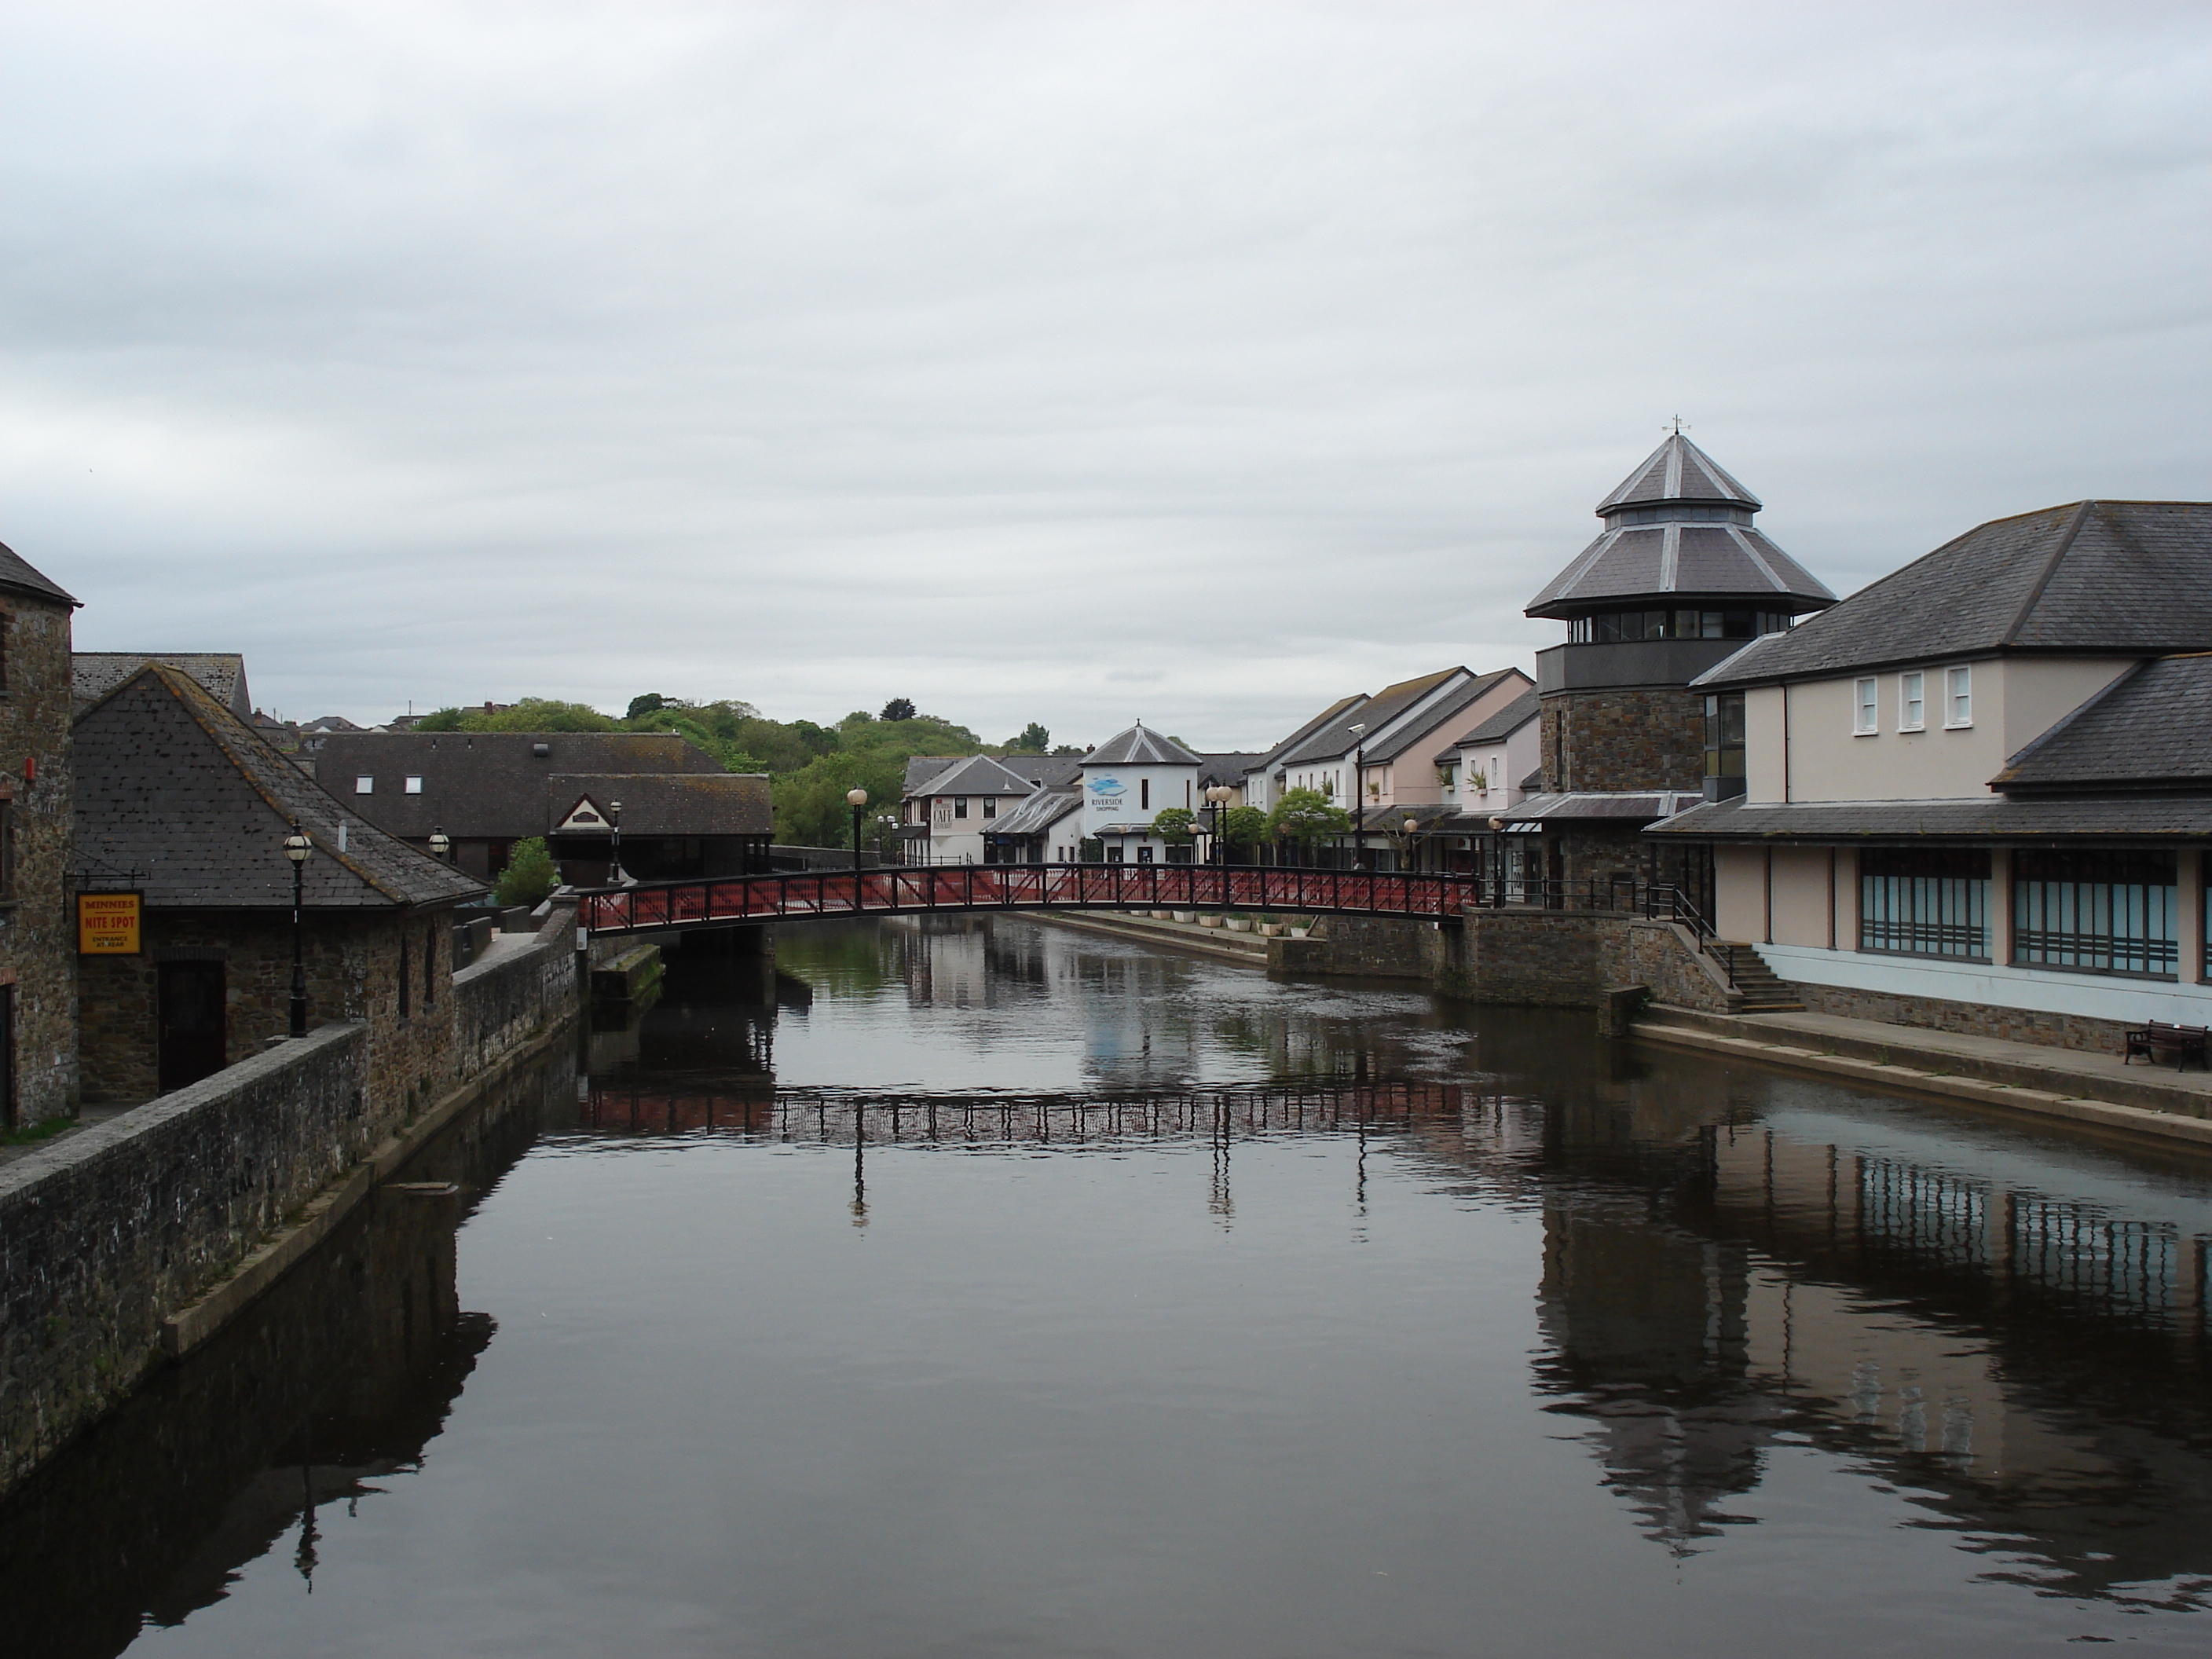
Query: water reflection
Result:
<box><xmin>9</xmin><ymin>916</ymin><xmax>2212</xmax><ymax>1655</ymax></box>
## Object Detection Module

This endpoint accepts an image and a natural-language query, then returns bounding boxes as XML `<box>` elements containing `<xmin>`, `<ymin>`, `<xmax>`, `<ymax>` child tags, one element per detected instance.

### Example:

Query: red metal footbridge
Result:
<box><xmin>577</xmin><ymin>862</ymin><xmax>1484</xmax><ymax>937</ymax></box>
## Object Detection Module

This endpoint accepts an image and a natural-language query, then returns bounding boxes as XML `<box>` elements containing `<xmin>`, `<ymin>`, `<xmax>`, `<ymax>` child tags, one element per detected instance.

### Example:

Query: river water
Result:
<box><xmin>9</xmin><ymin>915</ymin><xmax>2212</xmax><ymax>1657</ymax></box>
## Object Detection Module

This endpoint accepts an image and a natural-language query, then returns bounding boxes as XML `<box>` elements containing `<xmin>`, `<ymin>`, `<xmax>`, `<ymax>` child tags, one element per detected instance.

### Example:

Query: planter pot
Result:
<box><xmin>1150</xmin><ymin>910</ymin><xmax>1173</xmax><ymax>921</ymax></box>
<box><xmin>1258</xmin><ymin>923</ymin><xmax>1284</xmax><ymax>937</ymax></box>
<box><xmin>1199</xmin><ymin>915</ymin><xmax>1226</xmax><ymax>928</ymax></box>
<box><xmin>1172</xmin><ymin>911</ymin><xmax>1196</xmax><ymax>924</ymax></box>
<box><xmin>1225</xmin><ymin>918</ymin><xmax>1252</xmax><ymax>933</ymax></box>
<box><xmin>1289</xmin><ymin>928</ymin><xmax>1310</xmax><ymax>939</ymax></box>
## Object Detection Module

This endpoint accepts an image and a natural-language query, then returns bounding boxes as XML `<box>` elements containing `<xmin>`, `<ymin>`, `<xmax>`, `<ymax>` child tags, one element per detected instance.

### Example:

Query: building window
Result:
<box><xmin>1860</xmin><ymin>848</ymin><xmax>1989</xmax><ymax>959</ymax></box>
<box><xmin>1105</xmin><ymin>844</ymin><xmax>1124</xmax><ymax>862</ymax></box>
<box><xmin>1573</xmin><ymin>609</ymin><xmax>1789</xmax><ymax>644</ymax></box>
<box><xmin>1136</xmin><ymin>844</ymin><xmax>1154</xmax><ymax>864</ymax></box>
<box><xmin>1703</xmin><ymin>692</ymin><xmax>1745</xmax><ymax>780</ymax></box>
<box><xmin>1945</xmin><ymin>665</ymin><xmax>1972</xmax><ymax>728</ymax></box>
<box><xmin>356</xmin><ymin>775</ymin><xmax>375</xmax><ymax>794</ymax></box>
<box><xmin>2014</xmin><ymin>849</ymin><xmax>2177</xmax><ymax>977</ymax></box>
<box><xmin>1898</xmin><ymin>672</ymin><xmax>1925</xmax><ymax>732</ymax></box>
<box><xmin>954</xmin><ymin>797</ymin><xmax>969</xmax><ymax>819</ymax></box>
<box><xmin>1854</xmin><ymin>679</ymin><xmax>1877</xmax><ymax>735</ymax></box>
<box><xmin>1140</xmin><ymin>778</ymin><xmax>1150</xmax><ymax>811</ymax></box>
<box><xmin>405</xmin><ymin>775</ymin><xmax>423</xmax><ymax>793</ymax></box>
<box><xmin>981</xmin><ymin>799</ymin><xmax>997</xmax><ymax>819</ymax></box>
<box><xmin>1439</xmin><ymin>764</ymin><xmax>1456</xmax><ymax>795</ymax></box>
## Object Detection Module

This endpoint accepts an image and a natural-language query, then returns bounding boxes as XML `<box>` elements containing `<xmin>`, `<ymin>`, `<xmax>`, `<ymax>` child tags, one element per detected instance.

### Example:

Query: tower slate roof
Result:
<box><xmin>0</xmin><ymin>538</ymin><xmax>79</xmax><ymax>608</ymax></box>
<box><xmin>74</xmin><ymin>666</ymin><xmax>485</xmax><ymax>910</ymax></box>
<box><xmin>1694</xmin><ymin>501</ymin><xmax>2212</xmax><ymax>687</ymax></box>
<box><xmin>1526</xmin><ymin>436</ymin><xmax>1834</xmax><ymax>620</ymax></box>
<box><xmin>1083</xmin><ymin>723</ymin><xmax>1200</xmax><ymax>766</ymax></box>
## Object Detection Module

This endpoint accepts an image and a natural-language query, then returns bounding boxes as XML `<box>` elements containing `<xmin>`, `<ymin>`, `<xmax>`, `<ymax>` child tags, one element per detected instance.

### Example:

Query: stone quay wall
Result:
<box><xmin>1272</xmin><ymin>910</ymin><xmax>1733</xmax><ymax>1014</ymax></box>
<box><xmin>1789</xmin><ymin>981</ymin><xmax>2132</xmax><ymax>1057</ymax></box>
<box><xmin>0</xmin><ymin>1023</ymin><xmax>368</xmax><ymax>1495</ymax></box>
<box><xmin>0</xmin><ymin>590</ymin><xmax>81</xmax><ymax>1123</ymax></box>
<box><xmin>0</xmin><ymin>909</ymin><xmax>582</xmax><ymax>1499</ymax></box>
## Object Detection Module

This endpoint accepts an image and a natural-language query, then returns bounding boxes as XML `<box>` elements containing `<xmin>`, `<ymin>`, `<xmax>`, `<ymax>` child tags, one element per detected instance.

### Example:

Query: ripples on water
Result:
<box><xmin>8</xmin><ymin>915</ymin><xmax>2212</xmax><ymax>1657</ymax></box>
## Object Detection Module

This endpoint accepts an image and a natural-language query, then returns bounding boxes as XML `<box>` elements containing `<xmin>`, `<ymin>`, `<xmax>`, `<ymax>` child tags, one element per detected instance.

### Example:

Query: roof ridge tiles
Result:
<box><xmin>2001</xmin><ymin>499</ymin><xmax>2095</xmax><ymax>646</ymax></box>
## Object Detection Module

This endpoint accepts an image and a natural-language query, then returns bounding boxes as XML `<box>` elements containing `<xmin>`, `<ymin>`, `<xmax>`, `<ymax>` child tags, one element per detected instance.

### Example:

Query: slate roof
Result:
<box><xmin>545</xmin><ymin>773</ymin><xmax>771</xmax><ymax>837</ymax></box>
<box><xmin>1649</xmin><ymin>794</ymin><xmax>2212</xmax><ymax>844</ymax></box>
<box><xmin>1197</xmin><ymin>753</ymin><xmax>1269</xmax><ymax>788</ymax></box>
<box><xmin>0</xmin><ymin>539</ymin><xmax>79</xmax><ymax>608</ymax></box>
<box><xmin>1595</xmin><ymin>434</ymin><xmax>1762</xmax><ymax>515</ymax></box>
<box><xmin>904</xmin><ymin>756</ymin><xmax>963</xmax><ymax>793</ymax></box>
<box><xmin>1695</xmin><ymin>501</ymin><xmax>2212</xmax><ymax>687</ymax></box>
<box><xmin>989</xmin><ymin>788</ymin><xmax>1083</xmax><ymax>837</ymax></box>
<box><xmin>908</xmin><ymin>755</ymin><xmax>1037</xmax><ymax>797</ymax></box>
<box><xmin>1274</xmin><ymin>670</ymin><xmax>1458</xmax><ymax>767</ymax></box>
<box><xmin>74</xmin><ymin>666</ymin><xmax>485</xmax><ymax>910</ymax></box>
<box><xmin>1083</xmin><ymin>724</ymin><xmax>1200</xmax><ymax>766</ymax></box>
<box><xmin>1245</xmin><ymin>695</ymin><xmax>1368</xmax><ymax>778</ymax></box>
<box><xmin>73</xmin><ymin>652</ymin><xmax>251</xmax><ymax>719</ymax></box>
<box><xmin>1992</xmin><ymin>654</ymin><xmax>2212</xmax><ymax>794</ymax></box>
<box><xmin>1502</xmin><ymin>790</ymin><xmax>1704</xmax><ymax>825</ymax></box>
<box><xmin>301</xmin><ymin>731</ymin><xmax>727</xmax><ymax>840</ymax></box>
<box><xmin>1434</xmin><ymin>690</ymin><xmax>1539</xmax><ymax>761</ymax></box>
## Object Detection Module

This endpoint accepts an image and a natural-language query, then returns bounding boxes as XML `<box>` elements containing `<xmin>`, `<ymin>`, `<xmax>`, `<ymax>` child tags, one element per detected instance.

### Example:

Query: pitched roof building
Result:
<box><xmin>71</xmin><ymin>652</ymin><xmax>252</xmax><ymax>720</ymax></box>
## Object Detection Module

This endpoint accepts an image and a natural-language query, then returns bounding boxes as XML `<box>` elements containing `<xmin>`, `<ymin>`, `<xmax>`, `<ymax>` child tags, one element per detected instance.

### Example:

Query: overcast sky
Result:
<box><xmin>2</xmin><ymin>2</ymin><xmax>2207</xmax><ymax>748</ymax></box>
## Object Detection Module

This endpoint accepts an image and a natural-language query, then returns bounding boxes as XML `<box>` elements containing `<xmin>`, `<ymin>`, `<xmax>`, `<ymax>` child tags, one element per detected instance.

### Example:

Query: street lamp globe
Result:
<box><xmin>428</xmin><ymin>827</ymin><xmax>452</xmax><ymax>860</ymax></box>
<box><xmin>284</xmin><ymin>826</ymin><xmax>313</xmax><ymax>864</ymax></box>
<box><xmin>847</xmin><ymin>788</ymin><xmax>868</xmax><ymax>807</ymax></box>
<box><xmin>1403</xmin><ymin>818</ymin><xmax>1418</xmax><ymax>835</ymax></box>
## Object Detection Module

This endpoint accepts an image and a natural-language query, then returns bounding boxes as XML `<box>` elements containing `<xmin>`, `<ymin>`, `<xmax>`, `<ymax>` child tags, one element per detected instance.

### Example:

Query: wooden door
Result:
<box><xmin>157</xmin><ymin>961</ymin><xmax>228</xmax><ymax>1092</ymax></box>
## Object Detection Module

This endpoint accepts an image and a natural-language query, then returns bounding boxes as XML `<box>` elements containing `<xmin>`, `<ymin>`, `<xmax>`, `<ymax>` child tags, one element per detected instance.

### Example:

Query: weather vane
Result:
<box><xmin>1667</xmin><ymin>415</ymin><xmax>1689</xmax><ymax>436</ymax></box>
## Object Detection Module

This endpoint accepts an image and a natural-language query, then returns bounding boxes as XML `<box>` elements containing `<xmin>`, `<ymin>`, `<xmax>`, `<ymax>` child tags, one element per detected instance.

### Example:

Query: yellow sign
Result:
<box><xmin>78</xmin><ymin>892</ymin><xmax>142</xmax><ymax>955</ymax></box>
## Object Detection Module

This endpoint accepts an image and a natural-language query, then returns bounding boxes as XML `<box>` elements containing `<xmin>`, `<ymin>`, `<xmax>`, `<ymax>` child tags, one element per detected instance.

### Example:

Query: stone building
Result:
<box><xmin>1507</xmin><ymin>434</ymin><xmax>1835</xmax><ymax>902</ymax></box>
<box><xmin>0</xmin><ymin>539</ymin><xmax>82</xmax><ymax>1126</ymax></box>
<box><xmin>73</xmin><ymin>666</ymin><xmax>484</xmax><ymax>1111</ymax></box>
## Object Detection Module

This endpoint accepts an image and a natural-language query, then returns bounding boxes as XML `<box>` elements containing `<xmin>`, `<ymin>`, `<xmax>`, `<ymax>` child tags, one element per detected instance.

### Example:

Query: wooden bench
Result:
<box><xmin>2124</xmin><ymin>1021</ymin><xmax>2210</xmax><ymax>1071</ymax></box>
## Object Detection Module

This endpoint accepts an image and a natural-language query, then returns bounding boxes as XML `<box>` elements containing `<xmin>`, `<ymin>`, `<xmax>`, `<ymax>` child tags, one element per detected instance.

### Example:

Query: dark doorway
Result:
<box><xmin>157</xmin><ymin>961</ymin><xmax>228</xmax><ymax>1092</ymax></box>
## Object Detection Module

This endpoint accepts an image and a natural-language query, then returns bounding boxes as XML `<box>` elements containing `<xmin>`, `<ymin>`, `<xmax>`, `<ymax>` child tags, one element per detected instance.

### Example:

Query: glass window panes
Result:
<box><xmin>2013</xmin><ymin>849</ymin><xmax>2177</xmax><ymax>977</ymax></box>
<box><xmin>1702</xmin><ymin>692</ymin><xmax>1745</xmax><ymax>778</ymax></box>
<box><xmin>1860</xmin><ymin>848</ymin><xmax>1989</xmax><ymax>958</ymax></box>
<box><xmin>1854</xmin><ymin>679</ymin><xmax>1877</xmax><ymax>734</ymax></box>
<box><xmin>1946</xmin><ymin>666</ymin><xmax>1972</xmax><ymax>727</ymax></box>
<box><xmin>1899</xmin><ymin>672</ymin><xmax>1925</xmax><ymax>731</ymax></box>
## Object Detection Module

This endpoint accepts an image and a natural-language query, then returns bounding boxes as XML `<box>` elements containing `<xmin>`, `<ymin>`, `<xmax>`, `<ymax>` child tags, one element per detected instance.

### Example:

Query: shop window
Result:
<box><xmin>1860</xmin><ymin>848</ymin><xmax>1989</xmax><ymax>959</ymax></box>
<box><xmin>2014</xmin><ymin>849</ymin><xmax>2177</xmax><ymax>977</ymax></box>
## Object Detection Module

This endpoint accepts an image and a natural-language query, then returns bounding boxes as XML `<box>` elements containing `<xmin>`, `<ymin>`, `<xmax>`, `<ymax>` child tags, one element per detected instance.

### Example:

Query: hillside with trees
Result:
<box><xmin>411</xmin><ymin>695</ymin><xmax>1079</xmax><ymax>849</ymax></box>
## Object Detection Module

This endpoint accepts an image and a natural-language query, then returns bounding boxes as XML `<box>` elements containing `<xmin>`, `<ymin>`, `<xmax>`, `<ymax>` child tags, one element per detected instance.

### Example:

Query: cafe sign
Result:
<box><xmin>77</xmin><ymin>892</ymin><xmax>143</xmax><ymax>955</ymax></box>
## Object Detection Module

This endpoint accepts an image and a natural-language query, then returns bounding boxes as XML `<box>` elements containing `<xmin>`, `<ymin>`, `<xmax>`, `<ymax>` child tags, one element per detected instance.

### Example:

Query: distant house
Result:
<box><xmin>296</xmin><ymin>731</ymin><xmax>771</xmax><ymax>885</ymax></box>
<box><xmin>1</xmin><ymin>538</ymin><xmax>82</xmax><ymax>1125</ymax></box>
<box><xmin>1437</xmin><ymin>689</ymin><xmax>1540</xmax><ymax>818</ymax></box>
<box><xmin>899</xmin><ymin>755</ymin><xmax>1062</xmax><ymax>865</ymax></box>
<box><xmin>73</xmin><ymin>665</ymin><xmax>483</xmax><ymax>1104</ymax></box>
<box><xmin>71</xmin><ymin>651</ymin><xmax>252</xmax><ymax>721</ymax></box>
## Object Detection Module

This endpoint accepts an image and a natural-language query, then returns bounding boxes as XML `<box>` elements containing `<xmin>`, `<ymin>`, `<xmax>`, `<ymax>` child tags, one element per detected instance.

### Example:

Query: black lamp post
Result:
<box><xmin>1346</xmin><ymin>723</ymin><xmax>1367</xmax><ymax>870</ymax></box>
<box><xmin>429</xmin><ymin>826</ymin><xmax>452</xmax><ymax>862</ymax></box>
<box><xmin>1401</xmin><ymin>816</ymin><xmax>1419</xmax><ymax>875</ymax></box>
<box><xmin>1204</xmin><ymin>785</ymin><xmax>1235</xmax><ymax>865</ymax></box>
<box><xmin>607</xmin><ymin>800</ymin><xmax>624</xmax><ymax>885</ymax></box>
<box><xmin>847</xmin><ymin>788</ymin><xmax>868</xmax><ymax>876</ymax></box>
<box><xmin>284</xmin><ymin>821</ymin><xmax>313</xmax><ymax>1038</ymax></box>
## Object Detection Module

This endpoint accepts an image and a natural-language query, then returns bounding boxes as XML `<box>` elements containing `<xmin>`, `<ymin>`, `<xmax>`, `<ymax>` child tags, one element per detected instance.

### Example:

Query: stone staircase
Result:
<box><xmin>1715</xmin><ymin>943</ymin><xmax>1807</xmax><ymax>1013</ymax></box>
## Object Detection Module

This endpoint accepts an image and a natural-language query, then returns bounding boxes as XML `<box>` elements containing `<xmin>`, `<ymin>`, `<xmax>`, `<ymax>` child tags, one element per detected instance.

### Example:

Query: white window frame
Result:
<box><xmin>404</xmin><ymin>775</ymin><xmax>423</xmax><ymax>794</ymax></box>
<box><xmin>1944</xmin><ymin>665</ymin><xmax>1972</xmax><ymax>729</ymax></box>
<box><xmin>1853</xmin><ymin>678</ymin><xmax>1878</xmax><ymax>736</ymax></box>
<box><xmin>1898</xmin><ymin>671</ymin><xmax>1925</xmax><ymax>733</ymax></box>
<box><xmin>355</xmin><ymin>775</ymin><xmax>375</xmax><ymax>794</ymax></box>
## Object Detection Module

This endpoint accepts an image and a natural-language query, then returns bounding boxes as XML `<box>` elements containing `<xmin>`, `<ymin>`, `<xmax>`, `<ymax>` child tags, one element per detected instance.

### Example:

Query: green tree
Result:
<box><xmin>1049</xmin><ymin>743</ymin><xmax>1086</xmax><ymax>756</ymax></box>
<box><xmin>626</xmin><ymin>693</ymin><xmax>667</xmax><ymax>720</ymax></box>
<box><xmin>494</xmin><ymin>837</ymin><xmax>562</xmax><ymax>906</ymax></box>
<box><xmin>1221</xmin><ymin>804</ymin><xmax>1268</xmax><ymax>851</ymax></box>
<box><xmin>1150</xmin><ymin>807</ymin><xmax>1196</xmax><ymax>845</ymax></box>
<box><xmin>414</xmin><ymin>698</ymin><xmax>618</xmax><ymax>734</ymax></box>
<box><xmin>1008</xmin><ymin>721</ymin><xmax>1049</xmax><ymax>753</ymax></box>
<box><xmin>1266</xmin><ymin>788</ymin><xmax>1350</xmax><ymax>865</ymax></box>
<box><xmin>880</xmin><ymin>698</ymin><xmax>917</xmax><ymax>722</ymax></box>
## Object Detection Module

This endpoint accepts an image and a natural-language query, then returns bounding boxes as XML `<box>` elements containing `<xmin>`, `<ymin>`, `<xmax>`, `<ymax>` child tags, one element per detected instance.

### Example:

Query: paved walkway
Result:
<box><xmin>1028</xmin><ymin>908</ymin><xmax>1274</xmax><ymax>963</ymax></box>
<box><xmin>1635</xmin><ymin>1003</ymin><xmax>2212</xmax><ymax>1151</ymax></box>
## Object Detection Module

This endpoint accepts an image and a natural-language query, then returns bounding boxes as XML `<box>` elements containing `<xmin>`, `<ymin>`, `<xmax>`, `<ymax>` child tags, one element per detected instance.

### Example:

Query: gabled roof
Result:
<box><xmin>1275</xmin><ymin>668</ymin><xmax>1529</xmax><ymax>767</ymax></box>
<box><xmin>1435</xmin><ymin>689</ymin><xmax>1540</xmax><ymax>760</ymax></box>
<box><xmin>0</xmin><ymin>538</ymin><xmax>79</xmax><ymax>608</ymax></box>
<box><xmin>910</xmin><ymin>755</ymin><xmax>1037</xmax><ymax>797</ymax></box>
<box><xmin>1273</xmin><ymin>671</ymin><xmax>1456</xmax><ymax>767</ymax></box>
<box><xmin>1083</xmin><ymin>724</ymin><xmax>1199</xmax><ymax>766</ymax></box>
<box><xmin>1364</xmin><ymin>668</ymin><xmax>1529</xmax><ymax>764</ymax></box>
<box><xmin>73</xmin><ymin>652</ymin><xmax>251</xmax><ymax>719</ymax></box>
<box><xmin>1197</xmin><ymin>753</ymin><xmax>1269</xmax><ymax>788</ymax></box>
<box><xmin>1993</xmin><ymin>654</ymin><xmax>2212</xmax><ymax>795</ymax></box>
<box><xmin>1247</xmin><ymin>695</ymin><xmax>1367</xmax><ymax>775</ymax></box>
<box><xmin>299</xmin><ymin>731</ymin><xmax>727</xmax><ymax>839</ymax></box>
<box><xmin>989</xmin><ymin>787</ymin><xmax>1083</xmax><ymax>837</ymax></box>
<box><xmin>1696</xmin><ymin>501</ymin><xmax>2212</xmax><ymax>687</ymax></box>
<box><xmin>546</xmin><ymin>772</ymin><xmax>771</xmax><ymax>837</ymax></box>
<box><xmin>74</xmin><ymin>666</ymin><xmax>485</xmax><ymax>910</ymax></box>
<box><xmin>1595</xmin><ymin>434</ymin><xmax>1762</xmax><ymax>515</ymax></box>
<box><xmin>904</xmin><ymin>755</ymin><xmax>964</xmax><ymax>793</ymax></box>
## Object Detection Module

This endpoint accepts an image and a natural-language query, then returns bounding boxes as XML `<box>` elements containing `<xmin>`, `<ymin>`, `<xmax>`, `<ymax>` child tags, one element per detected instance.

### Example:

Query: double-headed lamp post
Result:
<box><xmin>1204</xmin><ymin>785</ymin><xmax>1236</xmax><ymax>865</ymax></box>
<box><xmin>284</xmin><ymin>821</ymin><xmax>313</xmax><ymax>1038</ymax></box>
<box><xmin>847</xmin><ymin>789</ymin><xmax>868</xmax><ymax>875</ymax></box>
<box><xmin>1346</xmin><ymin>723</ymin><xmax>1367</xmax><ymax>870</ymax></box>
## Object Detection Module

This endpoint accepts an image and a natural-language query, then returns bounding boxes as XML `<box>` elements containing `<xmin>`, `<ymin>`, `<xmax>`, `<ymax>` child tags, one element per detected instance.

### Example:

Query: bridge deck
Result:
<box><xmin>579</xmin><ymin>863</ymin><xmax>1483</xmax><ymax>936</ymax></box>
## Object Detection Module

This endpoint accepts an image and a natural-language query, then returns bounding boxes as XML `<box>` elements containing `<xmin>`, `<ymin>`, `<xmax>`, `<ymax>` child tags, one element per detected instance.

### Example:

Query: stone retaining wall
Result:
<box><xmin>0</xmin><ymin>1023</ymin><xmax>368</xmax><ymax>1494</ymax></box>
<box><xmin>1788</xmin><ymin>981</ymin><xmax>2132</xmax><ymax>1057</ymax></box>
